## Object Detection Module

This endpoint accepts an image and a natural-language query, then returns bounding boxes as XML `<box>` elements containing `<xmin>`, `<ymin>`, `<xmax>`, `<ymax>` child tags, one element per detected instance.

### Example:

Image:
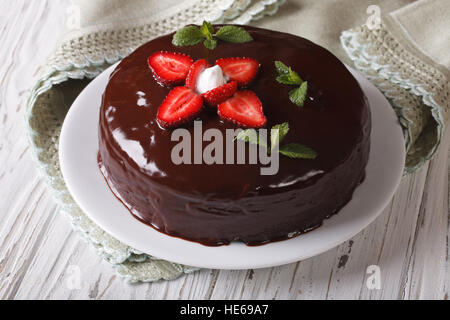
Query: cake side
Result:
<box><xmin>98</xmin><ymin>25</ymin><xmax>371</xmax><ymax>246</ymax></box>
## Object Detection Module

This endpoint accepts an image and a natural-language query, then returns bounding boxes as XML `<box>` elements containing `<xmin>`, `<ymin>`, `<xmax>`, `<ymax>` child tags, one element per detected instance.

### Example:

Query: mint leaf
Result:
<box><xmin>174</xmin><ymin>23</ymin><xmax>253</xmax><ymax>50</ymax></box>
<box><xmin>215</xmin><ymin>26</ymin><xmax>253</xmax><ymax>43</ymax></box>
<box><xmin>288</xmin><ymin>67</ymin><xmax>302</xmax><ymax>84</ymax></box>
<box><xmin>276</xmin><ymin>74</ymin><xmax>298</xmax><ymax>85</ymax></box>
<box><xmin>235</xmin><ymin>129</ymin><xmax>268</xmax><ymax>149</ymax></box>
<box><xmin>203</xmin><ymin>38</ymin><xmax>217</xmax><ymax>50</ymax></box>
<box><xmin>279</xmin><ymin>143</ymin><xmax>317</xmax><ymax>159</ymax></box>
<box><xmin>235</xmin><ymin>123</ymin><xmax>318</xmax><ymax>161</ymax></box>
<box><xmin>172</xmin><ymin>25</ymin><xmax>204</xmax><ymax>46</ymax></box>
<box><xmin>274</xmin><ymin>61</ymin><xmax>309</xmax><ymax>106</ymax></box>
<box><xmin>289</xmin><ymin>81</ymin><xmax>308</xmax><ymax>107</ymax></box>
<box><xmin>275</xmin><ymin>61</ymin><xmax>290</xmax><ymax>75</ymax></box>
<box><xmin>275</xmin><ymin>62</ymin><xmax>302</xmax><ymax>83</ymax></box>
<box><xmin>201</xmin><ymin>21</ymin><xmax>214</xmax><ymax>37</ymax></box>
<box><xmin>235</xmin><ymin>129</ymin><xmax>259</xmax><ymax>145</ymax></box>
<box><xmin>270</xmin><ymin>122</ymin><xmax>289</xmax><ymax>151</ymax></box>
<box><xmin>275</xmin><ymin>67</ymin><xmax>302</xmax><ymax>86</ymax></box>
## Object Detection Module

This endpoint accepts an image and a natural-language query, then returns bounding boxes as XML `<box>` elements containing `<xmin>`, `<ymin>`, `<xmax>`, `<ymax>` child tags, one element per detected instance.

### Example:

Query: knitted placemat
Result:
<box><xmin>26</xmin><ymin>0</ymin><xmax>286</xmax><ymax>283</ymax></box>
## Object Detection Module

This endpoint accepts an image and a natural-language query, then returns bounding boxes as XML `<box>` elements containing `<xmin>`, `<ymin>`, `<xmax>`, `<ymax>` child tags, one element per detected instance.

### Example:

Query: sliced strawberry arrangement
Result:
<box><xmin>148</xmin><ymin>51</ymin><xmax>265</xmax><ymax>129</ymax></box>
<box><xmin>185</xmin><ymin>59</ymin><xmax>211</xmax><ymax>90</ymax></box>
<box><xmin>202</xmin><ymin>81</ymin><xmax>237</xmax><ymax>106</ymax></box>
<box><xmin>148</xmin><ymin>51</ymin><xmax>193</xmax><ymax>85</ymax></box>
<box><xmin>218</xmin><ymin>90</ymin><xmax>266</xmax><ymax>128</ymax></box>
<box><xmin>215</xmin><ymin>57</ymin><xmax>259</xmax><ymax>87</ymax></box>
<box><xmin>156</xmin><ymin>87</ymin><xmax>203</xmax><ymax>128</ymax></box>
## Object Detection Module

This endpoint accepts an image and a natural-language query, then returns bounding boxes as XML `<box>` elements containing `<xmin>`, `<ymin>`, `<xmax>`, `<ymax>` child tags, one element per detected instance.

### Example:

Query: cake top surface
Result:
<box><xmin>101</xmin><ymin>25</ymin><xmax>369</xmax><ymax>198</ymax></box>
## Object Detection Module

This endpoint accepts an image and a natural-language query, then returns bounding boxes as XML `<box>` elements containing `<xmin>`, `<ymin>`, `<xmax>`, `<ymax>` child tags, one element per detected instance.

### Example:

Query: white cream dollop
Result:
<box><xmin>195</xmin><ymin>65</ymin><xmax>226</xmax><ymax>94</ymax></box>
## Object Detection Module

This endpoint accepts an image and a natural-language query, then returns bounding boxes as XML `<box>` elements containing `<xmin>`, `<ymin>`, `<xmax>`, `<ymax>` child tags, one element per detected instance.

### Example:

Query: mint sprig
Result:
<box><xmin>289</xmin><ymin>81</ymin><xmax>308</xmax><ymax>107</ymax></box>
<box><xmin>235</xmin><ymin>128</ymin><xmax>262</xmax><ymax>147</ymax></box>
<box><xmin>172</xmin><ymin>25</ymin><xmax>204</xmax><ymax>46</ymax></box>
<box><xmin>275</xmin><ymin>61</ymin><xmax>302</xmax><ymax>86</ymax></box>
<box><xmin>270</xmin><ymin>122</ymin><xmax>289</xmax><ymax>151</ymax></box>
<box><xmin>279</xmin><ymin>143</ymin><xmax>317</xmax><ymax>159</ymax></box>
<box><xmin>200</xmin><ymin>21</ymin><xmax>217</xmax><ymax>49</ymax></box>
<box><xmin>235</xmin><ymin>122</ymin><xmax>317</xmax><ymax>160</ymax></box>
<box><xmin>274</xmin><ymin>61</ymin><xmax>308</xmax><ymax>107</ymax></box>
<box><xmin>274</xmin><ymin>61</ymin><xmax>290</xmax><ymax>74</ymax></box>
<box><xmin>201</xmin><ymin>21</ymin><xmax>214</xmax><ymax>36</ymax></box>
<box><xmin>215</xmin><ymin>26</ymin><xmax>253</xmax><ymax>43</ymax></box>
<box><xmin>172</xmin><ymin>22</ymin><xmax>253</xmax><ymax>50</ymax></box>
<box><xmin>203</xmin><ymin>38</ymin><xmax>218</xmax><ymax>50</ymax></box>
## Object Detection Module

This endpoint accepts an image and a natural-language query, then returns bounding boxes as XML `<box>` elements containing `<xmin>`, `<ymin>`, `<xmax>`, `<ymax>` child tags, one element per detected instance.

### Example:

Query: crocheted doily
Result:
<box><xmin>26</xmin><ymin>0</ymin><xmax>285</xmax><ymax>283</ymax></box>
<box><xmin>341</xmin><ymin>23</ymin><xmax>449</xmax><ymax>174</ymax></box>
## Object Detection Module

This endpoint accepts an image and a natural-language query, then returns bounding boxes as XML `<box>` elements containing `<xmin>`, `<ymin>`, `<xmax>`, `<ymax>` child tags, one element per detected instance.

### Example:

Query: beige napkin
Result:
<box><xmin>340</xmin><ymin>0</ymin><xmax>449</xmax><ymax>172</ymax></box>
<box><xmin>26</xmin><ymin>0</ymin><xmax>449</xmax><ymax>282</ymax></box>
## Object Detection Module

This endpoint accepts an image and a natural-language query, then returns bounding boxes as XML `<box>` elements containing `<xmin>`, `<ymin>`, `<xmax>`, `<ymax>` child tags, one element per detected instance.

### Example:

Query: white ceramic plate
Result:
<box><xmin>59</xmin><ymin>62</ymin><xmax>405</xmax><ymax>269</ymax></box>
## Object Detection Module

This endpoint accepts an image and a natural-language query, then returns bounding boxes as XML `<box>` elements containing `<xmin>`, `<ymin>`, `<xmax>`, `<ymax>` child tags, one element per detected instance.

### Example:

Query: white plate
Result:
<box><xmin>59</xmin><ymin>62</ymin><xmax>405</xmax><ymax>269</ymax></box>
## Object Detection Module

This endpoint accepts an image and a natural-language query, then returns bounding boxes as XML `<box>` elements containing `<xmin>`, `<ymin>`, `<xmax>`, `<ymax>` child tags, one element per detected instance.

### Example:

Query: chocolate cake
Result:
<box><xmin>98</xmin><ymin>25</ymin><xmax>371</xmax><ymax>246</ymax></box>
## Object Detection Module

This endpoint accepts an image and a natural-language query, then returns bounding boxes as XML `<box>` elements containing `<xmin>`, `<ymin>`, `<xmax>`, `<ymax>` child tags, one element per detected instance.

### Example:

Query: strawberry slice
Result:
<box><xmin>215</xmin><ymin>57</ymin><xmax>259</xmax><ymax>87</ymax></box>
<box><xmin>148</xmin><ymin>51</ymin><xmax>193</xmax><ymax>85</ymax></box>
<box><xmin>218</xmin><ymin>90</ymin><xmax>266</xmax><ymax>128</ymax></box>
<box><xmin>157</xmin><ymin>87</ymin><xmax>203</xmax><ymax>128</ymax></box>
<box><xmin>185</xmin><ymin>59</ymin><xmax>211</xmax><ymax>90</ymax></box>
<box><xmin>202</xmin><ymin>81</ymin><xmax>238</xmax><ymax>106</ymax></box>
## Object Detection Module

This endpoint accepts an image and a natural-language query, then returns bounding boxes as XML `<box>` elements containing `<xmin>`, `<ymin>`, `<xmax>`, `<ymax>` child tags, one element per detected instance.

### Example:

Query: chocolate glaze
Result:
<box><xmin>98</xmin><ymin>25</ymin><xmax>371</xmax><ymax>246</ymax></box>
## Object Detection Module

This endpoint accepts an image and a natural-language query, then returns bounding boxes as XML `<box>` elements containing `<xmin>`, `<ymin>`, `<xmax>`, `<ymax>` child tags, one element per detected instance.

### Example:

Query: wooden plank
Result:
<box><xmin>402</xmin><ymin>131</ymin><xmax>450</xmax><ymax>299</ymax></box>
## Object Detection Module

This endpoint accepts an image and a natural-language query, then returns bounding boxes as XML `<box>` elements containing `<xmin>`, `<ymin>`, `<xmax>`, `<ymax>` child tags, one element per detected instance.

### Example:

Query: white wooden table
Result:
<box><xmin>0</xmin><ymin>0</ymin><xmax>448</xmax><ymax>300</ymax></box>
